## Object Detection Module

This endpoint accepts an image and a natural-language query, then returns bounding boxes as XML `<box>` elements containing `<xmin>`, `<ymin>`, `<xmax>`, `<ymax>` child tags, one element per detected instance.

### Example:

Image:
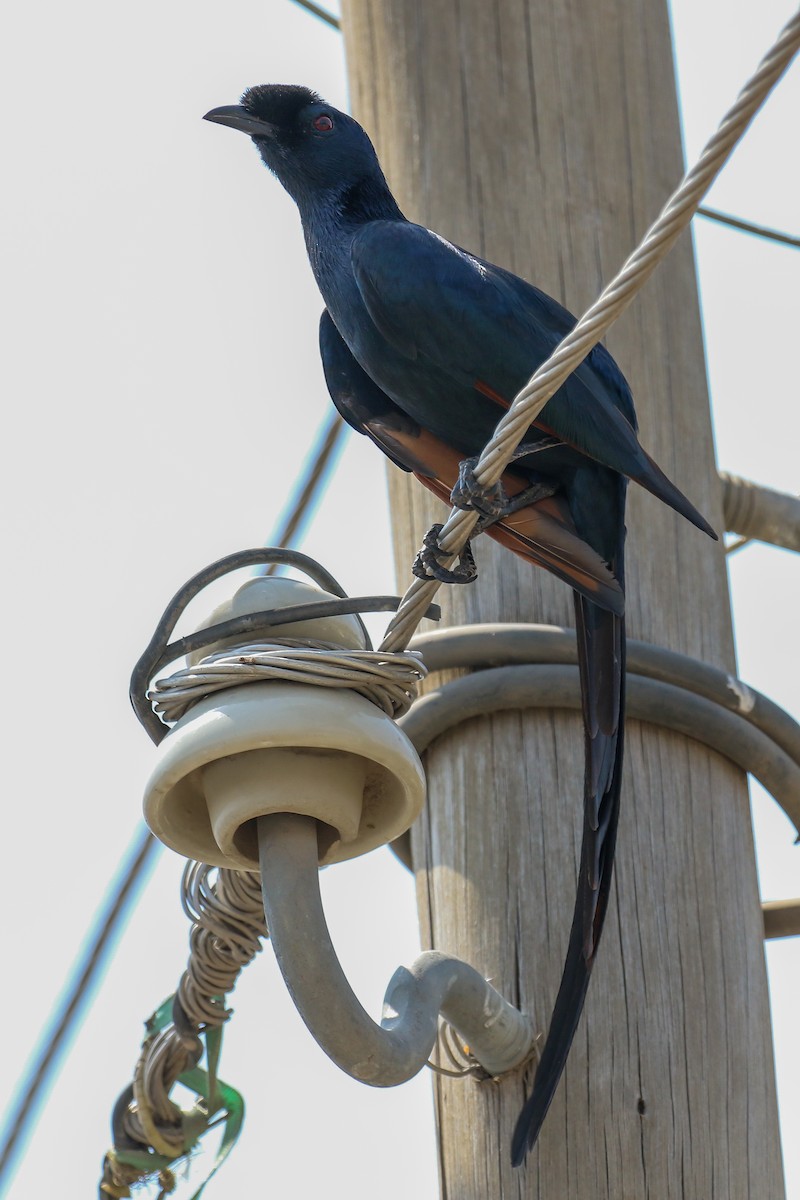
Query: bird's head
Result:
<box><xmin>204</xmin><ymin>84</ymin><xmax>380</xmax><ymax>205</ymax></box>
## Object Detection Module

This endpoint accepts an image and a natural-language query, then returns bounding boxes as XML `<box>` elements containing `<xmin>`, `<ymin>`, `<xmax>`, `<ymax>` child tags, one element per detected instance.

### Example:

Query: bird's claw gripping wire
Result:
<box><xmin>413</xmin><ymin>453</ymin><xmax>560</xmax><ymax>586</ymax></box>
<box><xmin>450</xmin><ymin>454</ymin><xmax>558</xmax><ymax>521</ymax></box>
<box><xmin>412</xmin><ymin>525</ymin><xmax>478</xmax><ymax>585</ymax></box>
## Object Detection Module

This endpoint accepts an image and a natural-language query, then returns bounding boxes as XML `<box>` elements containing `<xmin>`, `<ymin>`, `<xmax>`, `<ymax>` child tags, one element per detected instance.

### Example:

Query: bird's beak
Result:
<box><xmin>203</xmin><ymin>105</ymin><xmax>278</xmax><ymax>139</ymax></box>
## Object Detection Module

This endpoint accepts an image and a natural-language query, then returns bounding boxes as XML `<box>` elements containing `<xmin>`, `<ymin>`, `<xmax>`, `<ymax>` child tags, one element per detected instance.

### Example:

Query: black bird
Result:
<box><xmin>204</xmin><ymin>84</ymin><xmax>716</xmax><ymax>1165</ymax></box>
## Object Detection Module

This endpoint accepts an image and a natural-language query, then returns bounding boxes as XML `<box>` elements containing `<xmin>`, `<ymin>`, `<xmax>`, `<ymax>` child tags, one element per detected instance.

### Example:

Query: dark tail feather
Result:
<box><xmin>511</xmin><ymin>596</ymin><xmax>625</xmax><ymax>1166</ymax></box>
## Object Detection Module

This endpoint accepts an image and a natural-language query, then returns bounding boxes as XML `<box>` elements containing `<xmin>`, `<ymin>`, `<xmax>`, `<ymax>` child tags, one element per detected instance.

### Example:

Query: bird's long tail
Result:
<box><xmin>511</xmin><ymin>589</ymin><xmax>626</xmax><ymax>1166</ymax></box>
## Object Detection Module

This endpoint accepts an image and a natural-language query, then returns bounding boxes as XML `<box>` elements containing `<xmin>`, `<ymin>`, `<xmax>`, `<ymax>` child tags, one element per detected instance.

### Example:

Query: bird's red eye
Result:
<box><xmin>312</xmin><ymin>113</ymin><xmax>334</xmax><ymax>132</ymax></box>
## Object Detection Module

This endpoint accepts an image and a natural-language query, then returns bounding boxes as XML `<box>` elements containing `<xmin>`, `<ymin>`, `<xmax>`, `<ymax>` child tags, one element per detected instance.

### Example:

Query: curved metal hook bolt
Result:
<box><xmin>257</xmin><ymin>812</ymin><xmax>536</xmax><ymax>1085</ymax></box>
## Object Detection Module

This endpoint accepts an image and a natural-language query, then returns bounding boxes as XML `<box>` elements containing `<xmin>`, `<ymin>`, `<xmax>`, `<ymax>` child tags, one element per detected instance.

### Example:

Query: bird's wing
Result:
<box><xmin>351</xmin><ymin>222</ymin><xmax>715</xmax><ymax>539</ymax></box>
<box><xmin>319</xmin><ymin>308</ymin><xmax>413</xmax><ymax>472</ymax></box>
<box><xmin>319</xmin><ymin>310</ymin><xmax>624</xmax><ymax>613</ymax></box>
<box><xmin>351</xmin><ymin>221</ymin><xmax>558</xmax><ymax>382</ymax></box>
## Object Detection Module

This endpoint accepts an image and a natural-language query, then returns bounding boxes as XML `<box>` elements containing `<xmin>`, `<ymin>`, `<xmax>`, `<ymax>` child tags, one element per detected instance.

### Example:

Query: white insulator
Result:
<box><xmin>187</xmin><ymin>575</ymin><xmax>369</xmax><ymax>661</ymax></box>
<box><xmin>143</xmin><ymin>576</ymin><xmax>426</xmax><ymax>869</ymax></box>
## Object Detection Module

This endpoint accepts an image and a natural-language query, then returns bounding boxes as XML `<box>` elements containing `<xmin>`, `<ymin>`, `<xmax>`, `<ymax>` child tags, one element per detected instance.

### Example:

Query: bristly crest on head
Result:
<box><xmin>241</xmin><ymin>84</ymin><xmax>323</xmax><ymax>127</ymax></box>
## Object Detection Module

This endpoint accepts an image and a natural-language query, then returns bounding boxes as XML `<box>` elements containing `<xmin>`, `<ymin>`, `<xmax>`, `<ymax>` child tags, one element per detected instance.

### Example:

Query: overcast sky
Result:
<box><xmin>1</xmin><ymin>0</ymin><xmax>797</xmax><ymax>1197</ymax></box>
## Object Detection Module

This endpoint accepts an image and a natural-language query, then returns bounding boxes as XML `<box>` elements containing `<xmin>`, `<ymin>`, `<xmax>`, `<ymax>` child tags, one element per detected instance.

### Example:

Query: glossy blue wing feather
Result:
<box><xmin>351</xmin><ymin>221</ymin><xmax>714</xmax><ymax>536</ymax></box>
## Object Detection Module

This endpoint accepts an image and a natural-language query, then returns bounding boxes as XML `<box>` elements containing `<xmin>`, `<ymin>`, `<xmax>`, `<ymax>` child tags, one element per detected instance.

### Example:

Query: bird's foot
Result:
<box><xmin>412</xmin><ymin>524</ymin><xmax>478</xmax><ymax>585</ymax></box>
<box><xmin>451</xmin><ymin>456</ymin><xmax>557</xmax><ymax>522</ymax></box>
<box><xmin>450</xmin><ymin>458</ymin><xmax>509</xmax><ymax>519</ymax></box>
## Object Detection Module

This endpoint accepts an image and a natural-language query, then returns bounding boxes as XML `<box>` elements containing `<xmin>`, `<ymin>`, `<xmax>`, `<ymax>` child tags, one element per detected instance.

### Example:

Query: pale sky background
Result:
<box><xmin>1</xmin><ymin>0</ymin><xmax>798</xmax><ymax>1197</ymax></box>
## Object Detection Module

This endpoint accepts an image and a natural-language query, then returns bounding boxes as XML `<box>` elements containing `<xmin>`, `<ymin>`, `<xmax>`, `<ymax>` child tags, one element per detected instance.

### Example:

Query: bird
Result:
<box><xmin>204</xmin><ymin>83</ymin><xmax>717</xmax><ymax>1165</ymax></box>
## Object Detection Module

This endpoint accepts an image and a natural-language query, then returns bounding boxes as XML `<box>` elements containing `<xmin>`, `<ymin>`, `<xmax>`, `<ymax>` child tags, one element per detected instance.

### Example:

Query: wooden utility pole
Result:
<box><xmin>340</xmin><ymin>2</ymin><xmax>784</xmax><ymax>1196</ymax></box>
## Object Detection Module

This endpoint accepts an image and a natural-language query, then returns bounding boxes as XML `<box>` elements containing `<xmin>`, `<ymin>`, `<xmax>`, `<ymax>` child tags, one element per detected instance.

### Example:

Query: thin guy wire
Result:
<box><xmin>696</xmin><ymin>205</ymin><xmax>800</xmax><ymax>249</ymax></box>
<box><xmin>288</xmin><ymin>0</ymin><xmax>340</xmax><ymax>30</ymax></box>
<box><xmin>378</xmin><ymin>8</ymin><xmax>800</xmax><ymax>654</ymax></box>
<box><xmin>0</xmin><ymin>828</ymin><xmax>158</xmax><ymax>1190</ymax></box>
<box><xmin>264</xmin><ymin>413</ymin><xmax>346</xmax><ymax>573</ymax></box>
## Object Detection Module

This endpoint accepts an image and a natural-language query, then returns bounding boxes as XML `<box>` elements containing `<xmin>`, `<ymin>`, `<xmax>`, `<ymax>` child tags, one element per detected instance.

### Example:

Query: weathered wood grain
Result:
<box><xmin>340</xmin><ymin>1</ymin><xmax>784</xmax><ymax>1195</ymax></box>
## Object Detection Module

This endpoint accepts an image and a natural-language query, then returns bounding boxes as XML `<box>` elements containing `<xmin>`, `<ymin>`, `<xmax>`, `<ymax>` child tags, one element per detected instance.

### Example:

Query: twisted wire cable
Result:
<box><xmin>149</xmin><ymin>638</ymin><xmax>427</xmax><ymax>723</ymax></box>
<box><xmin>379</xmin><ymin>8</ymin><xmax>800</xmax><ymax>653</ymax></box>
<box><xmin>177</xmin><ymin>865</ymin><xmax>267</xmax><ymax>1027</ymax></box>
<box><xmin>118</xmin><ymin>864</ymin><xmax>266</xmax><ymax>1160</ymax></box>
